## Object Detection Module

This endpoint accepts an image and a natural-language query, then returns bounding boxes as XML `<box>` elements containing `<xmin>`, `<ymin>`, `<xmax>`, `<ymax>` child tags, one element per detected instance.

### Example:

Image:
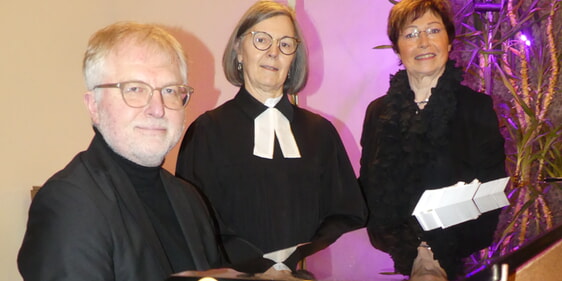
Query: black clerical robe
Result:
<box><xmin>176</xmin><ymin>87</ymin><xmax>367</xmax><ymax>272</ymax></box>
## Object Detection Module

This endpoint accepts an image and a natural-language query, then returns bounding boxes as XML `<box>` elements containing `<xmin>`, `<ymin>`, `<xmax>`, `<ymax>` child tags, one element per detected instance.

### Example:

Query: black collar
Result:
<box><xmin>233</xmin><ymin>86</ymin><xmax>295</xmax><ymax>121</ymax></box>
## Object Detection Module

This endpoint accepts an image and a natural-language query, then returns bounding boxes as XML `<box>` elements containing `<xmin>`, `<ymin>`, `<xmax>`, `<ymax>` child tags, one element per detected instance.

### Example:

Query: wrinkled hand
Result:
<box><xmin>173</xmin><ymin>267</ymin><xmax>310</xmax><ymax>281</ymax></box>
<box><xmin>254</xmin><ymin>266</ymin><xmax>303</xmax><ymax>281</ymax></box>
<box><xmin>409</xmin><ymin>242</ymin><xmax>448</xmax><ymax>281</ymax></box>
<box><xmin>172</xmin><ymin>267</ymin><xmax>245</xmax><ymax>278</ymax></box>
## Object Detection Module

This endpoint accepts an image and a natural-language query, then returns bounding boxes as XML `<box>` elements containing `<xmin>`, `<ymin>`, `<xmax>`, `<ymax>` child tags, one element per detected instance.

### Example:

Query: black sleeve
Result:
<box><xmin>176</xmin><ymin>116</ymin><xmax>273</xmax><ymax>274</ymax></box>
<box><xmin>358</xmin><ymin>98</ymin><xmax>387</xmax><ymax>210</ymax></box>
<box><xmin>284</xmin><ymin>121</ymin><xmax>367</xmax><ymax>270</ymax></box>
<box><xmin>18</xmin><ymin>181</ymin><xmax>113</xmax><ymax>281</ymax></box>
<box><xmin>176</xmin><ymin>116</ymin><xmax>215</xmax><ymax>189</ymax></box>
<box><xmin>470</xmin><ymin>94</ymin><xmax>507</xmax><ymax>182</ymax></box>
<box><xmin>442</xmin><ymin>93</ymin><xmax>506</xmax><ymax>257</ymax></box>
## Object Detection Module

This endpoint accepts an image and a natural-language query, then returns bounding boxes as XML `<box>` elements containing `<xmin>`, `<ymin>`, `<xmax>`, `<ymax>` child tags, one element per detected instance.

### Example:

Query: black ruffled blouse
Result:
<box><xmin>359</xmin><ymin>60</ymin><xmax>506</xmax><ymax>279</ymax></box>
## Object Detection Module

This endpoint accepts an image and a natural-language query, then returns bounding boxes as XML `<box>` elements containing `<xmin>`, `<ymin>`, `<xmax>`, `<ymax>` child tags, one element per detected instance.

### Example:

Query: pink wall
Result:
<box><xmin>293</xmin><ymin>2</ymin><xmax>404</xmax><ymax>280</ymax></box>
<box><xmin>294</xmin><ymin>0</ymin><xmax>400</xmax><ymax>172</ymax></box>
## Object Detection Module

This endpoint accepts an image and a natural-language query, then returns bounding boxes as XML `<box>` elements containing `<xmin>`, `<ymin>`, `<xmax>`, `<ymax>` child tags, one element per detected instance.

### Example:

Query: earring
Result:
<box><xmin>237</xmin><ymin>62</ymin><xmax>242</xmax><ymax>71</ymax></box>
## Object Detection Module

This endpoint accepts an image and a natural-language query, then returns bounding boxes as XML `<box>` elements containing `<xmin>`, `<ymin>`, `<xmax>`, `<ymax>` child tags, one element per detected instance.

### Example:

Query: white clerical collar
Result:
<box><xmin>264</xmin><ymin>96</ymin><xmax>282</xmax><ymax>107</ymax></box>
<box><xmin>253</xmin><ymin>96</ymin><xmax>301</xmax><ymax>159</ymax></box>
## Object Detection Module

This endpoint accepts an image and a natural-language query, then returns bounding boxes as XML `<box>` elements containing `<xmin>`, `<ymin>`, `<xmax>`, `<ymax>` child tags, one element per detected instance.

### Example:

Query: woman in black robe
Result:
<box><xmin>176</xmin><ymin>1</ymin><xmax>366</xmax><ymax>278</ymax></box>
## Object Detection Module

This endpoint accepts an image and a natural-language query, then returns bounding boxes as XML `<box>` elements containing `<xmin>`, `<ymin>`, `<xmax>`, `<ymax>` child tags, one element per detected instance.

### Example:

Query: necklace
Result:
<box><xmin>415</xmin><ymin>97</ymin><xmax>429</xmax><ymax>115</ymax></box>
<box><xmin>415</xmin><ymin>98</ymin><xmax>429</xmax><ymax>105</ymax></box>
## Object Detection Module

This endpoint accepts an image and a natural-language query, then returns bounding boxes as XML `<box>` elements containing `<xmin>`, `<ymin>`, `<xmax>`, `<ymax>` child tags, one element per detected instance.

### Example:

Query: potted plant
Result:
<box><xmin>449</xmin><ymin>0</ymin><xmax>562</xmax><ymax>271</ymax></box>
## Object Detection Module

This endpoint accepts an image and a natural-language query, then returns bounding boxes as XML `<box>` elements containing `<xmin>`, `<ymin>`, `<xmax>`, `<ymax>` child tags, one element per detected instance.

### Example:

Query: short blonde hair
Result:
<box><xmin>83</xmin><ymin>21</ymin><xmax>188</xmax><ymax>90</ymax></box>
<box><xmin>222</xmin><ymin>1</ymin><xmax>308</xmax><ymax>94</ymax></box>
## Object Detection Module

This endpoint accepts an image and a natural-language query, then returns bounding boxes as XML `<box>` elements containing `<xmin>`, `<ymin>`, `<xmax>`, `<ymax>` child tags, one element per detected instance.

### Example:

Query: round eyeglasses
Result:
<box><xmin>245</xmin><ymin>31</ymin><xmax>300</xmax><ymax>55</ymax></box>
<box><xmin>93</xmin><ymin>81</ymin><xmax>193</xmax><ymax>110</ymax></box>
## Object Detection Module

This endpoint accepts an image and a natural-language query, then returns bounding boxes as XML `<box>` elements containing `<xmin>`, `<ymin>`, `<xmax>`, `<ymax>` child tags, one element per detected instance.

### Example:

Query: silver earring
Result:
<box><xmin>237</xmin><ymin>63</ymin><xmax>242</xmax><ymax>71</ymax></box>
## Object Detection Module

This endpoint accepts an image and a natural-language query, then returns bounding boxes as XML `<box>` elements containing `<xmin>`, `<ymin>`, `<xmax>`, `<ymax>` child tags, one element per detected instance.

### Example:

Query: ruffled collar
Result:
<box><xmin>369</xmin><ymin>60</ymin><xmax>463</xmax><ymax>227</ymax></box>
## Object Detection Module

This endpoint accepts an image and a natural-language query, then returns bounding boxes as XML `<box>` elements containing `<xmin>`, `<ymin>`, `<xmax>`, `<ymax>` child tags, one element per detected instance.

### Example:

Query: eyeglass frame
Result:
<box><xmin>243</xmin><ymin>31</ymin><xmax>300</xmax><ymax>55</ymax></box>
<box><xmin>401</xmin><ymin>27</ymin><xmax>443</xmax><ymax>40</ymax></box>
<box><xmin>92</xmin><ymin>80</ymin><xmax>194</xmax><ymax>110</ymax></box>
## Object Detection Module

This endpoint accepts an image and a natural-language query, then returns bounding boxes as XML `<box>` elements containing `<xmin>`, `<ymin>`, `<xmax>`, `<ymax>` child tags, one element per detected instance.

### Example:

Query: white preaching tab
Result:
<box><xmin>253</xmin><ymin>97</ymin><xmax>301</xmax><ymax>159</ymax></box>
<box><xmin>263</xmin><ymin>245</ymin><xmax>298</xmax><ymax>263</ymax></box>
<box><xmin>412</xmin><ymin>177</ymin><xmax>510</xmax><ymax>231</ymax></box>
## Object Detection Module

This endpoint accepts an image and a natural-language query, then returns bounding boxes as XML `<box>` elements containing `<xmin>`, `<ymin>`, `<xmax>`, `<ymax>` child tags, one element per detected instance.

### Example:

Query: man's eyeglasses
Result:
<box><xmin>402</xmin><ymin>28</ymin><xmax>442</xmax><ymax>40</ymax></box>
<box><xmin>244</xmin><ymin>31</ymin><xmax>300</xmax><ymax>55</ymax></box>
<box><xmin>93</xmin><ymin>81</ymin><xmax>193</xmax><ymax>110</ymax></box>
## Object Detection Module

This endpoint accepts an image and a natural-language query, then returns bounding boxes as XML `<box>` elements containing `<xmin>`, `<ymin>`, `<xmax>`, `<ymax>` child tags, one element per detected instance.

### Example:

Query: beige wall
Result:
<box><xmin>1</xmin><ymin>1</ymin><xmax>253</xmax><ymax>279</ymax></box>
<box><xmin>0</xmin><ymin>1</ymin><xmax>398</xmax><ymax>280</ymax></box>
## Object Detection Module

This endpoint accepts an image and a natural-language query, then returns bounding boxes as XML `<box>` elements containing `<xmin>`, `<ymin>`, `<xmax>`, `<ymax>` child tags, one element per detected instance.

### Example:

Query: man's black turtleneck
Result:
<box><xmin>96</xmin><ymin>131</ymin><xmax>194</xmax><ymax>272</ymax></box>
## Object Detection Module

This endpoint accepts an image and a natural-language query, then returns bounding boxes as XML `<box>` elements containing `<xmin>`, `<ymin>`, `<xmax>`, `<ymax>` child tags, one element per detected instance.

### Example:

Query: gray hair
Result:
<box><xmin>222</xmin><ymin>1</ymin><xmax>308</xmax><ymax>94</ymax></box>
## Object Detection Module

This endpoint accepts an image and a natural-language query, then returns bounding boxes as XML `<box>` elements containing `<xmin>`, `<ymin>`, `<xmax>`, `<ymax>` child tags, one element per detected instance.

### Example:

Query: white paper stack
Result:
<box><xmin>412</xmin><ymin>177</ymin><xmax>510</xmax><ymax>231</ymax></box>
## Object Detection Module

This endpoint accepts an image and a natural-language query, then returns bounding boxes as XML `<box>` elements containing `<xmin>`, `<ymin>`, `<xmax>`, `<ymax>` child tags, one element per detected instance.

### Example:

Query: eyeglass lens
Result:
<box><xmin>403</xmin><ymin>28</ymin><xmax>442</xmax><ymax>40</ymax></box>
<box><xmin>251</xmin><ymin>31</ymin><xmax>298</xmax><ymax>55</ymax></box>
<box><xmin>120</xmin><ymin>81</ymin><xmax>191</xmax><ymax>109</ymax></box>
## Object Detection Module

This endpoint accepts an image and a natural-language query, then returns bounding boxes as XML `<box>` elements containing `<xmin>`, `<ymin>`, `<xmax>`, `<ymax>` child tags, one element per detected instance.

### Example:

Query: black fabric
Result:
<box><xmin>112</xmin><ymin>143</ymin><xmax>194</xmax><ymax>273</ymax></box>
<box><xmin>18</xmin><ymin>130</ymin><xmax>223</xmax><ymax>281</ymax></box>
<box><xmin>359</xmin><ymin>60</ymin><xmax>506</xmax><ymax>279</ymax></box>
<box><xmin>176</xmin><ymin>87</ymin><xmax>367</xmax><ymax>273</ymax></box>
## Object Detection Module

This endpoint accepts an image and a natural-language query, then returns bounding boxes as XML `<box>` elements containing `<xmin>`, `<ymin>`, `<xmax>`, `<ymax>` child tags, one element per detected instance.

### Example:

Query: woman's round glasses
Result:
<box><xmin>93</xmin><ymin>81</ymin><xmax>193</xmax><ymax>110</ymax></box>
<box><xmin>245</xmin><ymin>31</ymin><xmax>299</xmax><ymax>55</ymax></box>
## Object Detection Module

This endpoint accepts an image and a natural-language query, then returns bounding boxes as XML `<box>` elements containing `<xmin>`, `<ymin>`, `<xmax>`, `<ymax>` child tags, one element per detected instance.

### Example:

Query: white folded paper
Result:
<box><xmin>412</xmin><ymin>177</ymin><xmax>510</xmax><ymax>231</ymax></box>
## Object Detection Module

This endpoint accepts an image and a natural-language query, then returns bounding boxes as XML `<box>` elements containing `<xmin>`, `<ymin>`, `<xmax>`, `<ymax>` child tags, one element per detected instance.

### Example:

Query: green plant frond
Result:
<box><xmin>540</xmin><ymin>126</ymin><xmax>562</xmax><ymax>165</ymax></box>
<box><xmin>491</xmin><ymin>7</ymin><xmax>511</xmax><ymax>32</ymax></box>
<box><xmin>372</xmin><ymin>44</ymin><xmax>392</xmax><ymax>50</ymax></box>
<box><xmin>454</xmin><ymin>0</ymin><xmax>473</xmax><ymax>16</ymax></box>
<box><xmin>458</xmin><ymin>20</ymin><xmax>477</xmax><ymax>31</ymax></box>
<box><xmin>465</xmin><ymin>49</ymin><xmax>483</xmax><ymax>71</ymax></box>
<box><xmin>514</xmin><ymin>119</ymin><xmax>541</xmax><ymax>148</ymax></box>
<box><xmin>494</xmin><ymin>59</ymin><xmax>520</xmax><ymax>81</ymax></box>
<box><xmin>495</xmin><ymin>195</ymin><xmax>536</xmax><ymax>248</ymax></box>
<box><xmin>456</xmin><ymin>30</ymin><xmax>482</xmax><ymax>39</ymax></box>
<box><xmin>495</xmin><ymin>64</ymin><xmax>537</xmax><ymax>118</ymax></box>
<box><xmin>540</xmin><ymin>151</ymin><xmax>561</xmax><ymax>174</ymax></box>
<box><xmin>545</xmin><ymin>153</ymin><xmax>562</xmax><ymax>176</ymax></box>
<box><xmin>479</xmin><ymin>49</ymin><xmax>505</xmax><ymax>56</ymax></box>
<box><xmin>444</xmin><ymin>0</ymin><xmax>561</xmax><ymax>263</ymax></box>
